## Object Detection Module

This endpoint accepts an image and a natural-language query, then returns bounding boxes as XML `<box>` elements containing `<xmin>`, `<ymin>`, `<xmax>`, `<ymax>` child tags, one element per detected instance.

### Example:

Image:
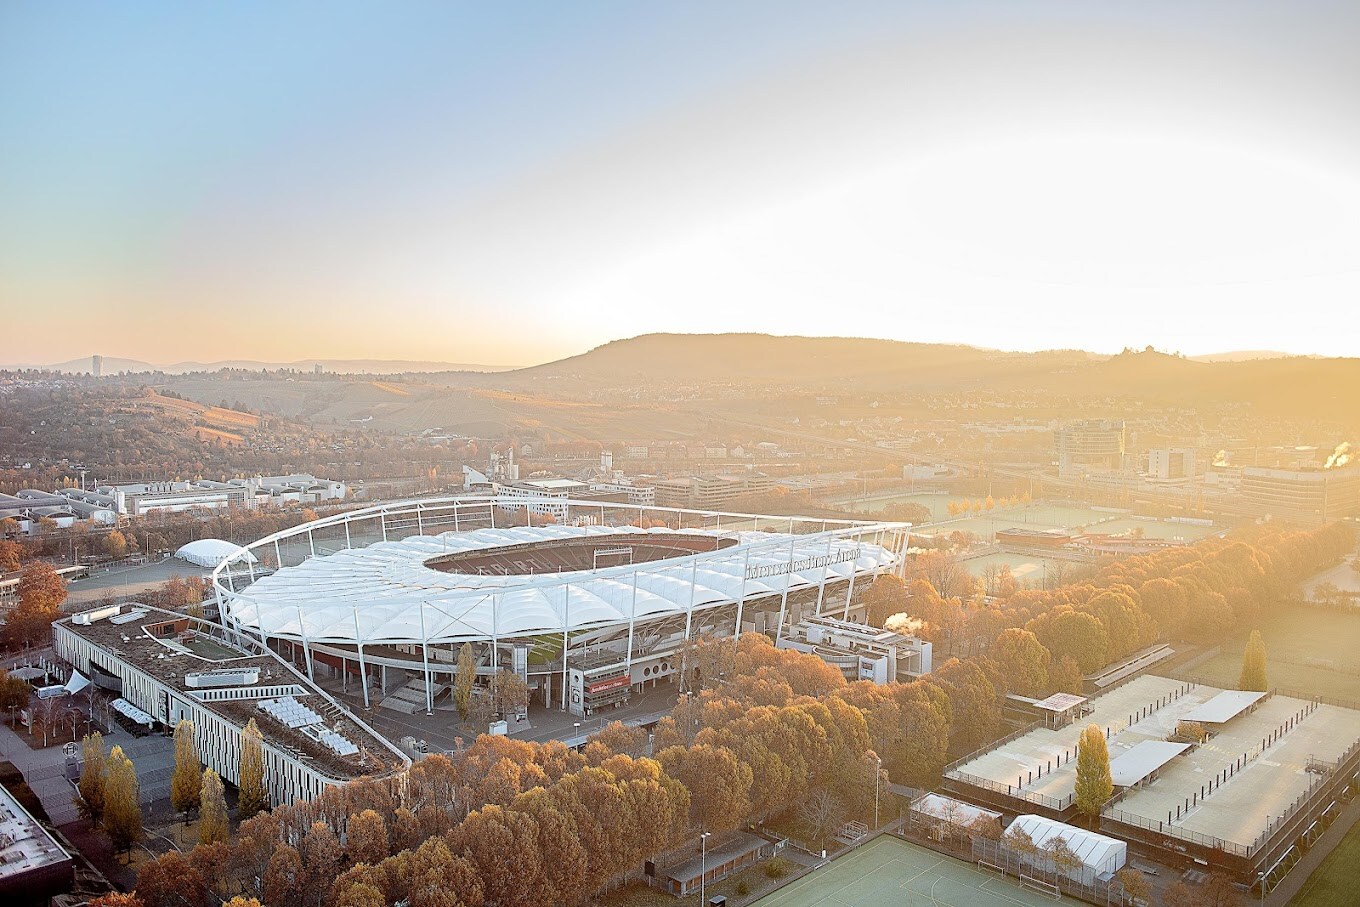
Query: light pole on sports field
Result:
<box><xmin>699</xmin><ymin>831</ymin><xmax>711</xmax><ymax>904</ymax></box>
<box><xmin>869</xmin><ymin>750</ymin><xmax>882</xmax><ymax>829</ymax></box>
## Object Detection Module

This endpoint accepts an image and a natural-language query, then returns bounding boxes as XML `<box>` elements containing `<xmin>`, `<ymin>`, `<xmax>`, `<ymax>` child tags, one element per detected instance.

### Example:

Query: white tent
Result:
<box><xmin>63</xmin><ymin>670</ymin><xmax>90</xmax><ymax>695</ymax></box>
<box><xmin>1007</xmin><ymin>814</ymin><xmax>1127</xmax><ymax>880</ymax></box>
<box><xmin>175</xmin><ymin>538</ymin><xmax>257</xmax><ymax>568</ymax></box>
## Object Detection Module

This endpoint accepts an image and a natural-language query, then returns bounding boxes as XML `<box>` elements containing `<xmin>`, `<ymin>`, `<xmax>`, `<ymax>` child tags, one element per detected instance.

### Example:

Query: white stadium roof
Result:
<box><xmin>176</xmin><ymin>538</ymin><xmax>257</xmax><ymax>568</ymax></box>
<box><xmin>223</xmin><ymin>523</ymin><xmax>898</xmax><ymax>645</ymax></box>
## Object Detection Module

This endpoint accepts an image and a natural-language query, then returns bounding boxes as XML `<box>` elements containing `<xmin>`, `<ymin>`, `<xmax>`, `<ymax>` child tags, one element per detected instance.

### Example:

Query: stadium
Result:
<box><xmin>212</xmin><ymin>496</ymin><xmax>910</xmax><ymax>719</ymax></box>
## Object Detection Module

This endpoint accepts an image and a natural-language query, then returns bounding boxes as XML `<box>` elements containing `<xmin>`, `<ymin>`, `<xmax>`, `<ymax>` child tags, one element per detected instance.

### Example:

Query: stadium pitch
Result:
<box><xmin>752</xmin><ymin>836</ymin><xmax>1083</xmax><ymax>907</ymax></box>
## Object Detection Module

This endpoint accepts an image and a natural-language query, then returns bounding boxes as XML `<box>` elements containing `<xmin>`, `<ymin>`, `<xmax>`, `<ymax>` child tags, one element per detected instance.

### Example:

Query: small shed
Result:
<box><xmin>662</xmin><ymin>833</ymin><xmax>769</xmax><ymax>897</ymax></box>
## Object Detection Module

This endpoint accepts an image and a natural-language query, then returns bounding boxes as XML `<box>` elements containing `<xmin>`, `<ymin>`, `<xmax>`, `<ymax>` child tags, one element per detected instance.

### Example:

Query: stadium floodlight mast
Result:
<box><xmin>700</xmin><ymin>831</ymin><xmax>712</xmax><ymax>904</ymax></box>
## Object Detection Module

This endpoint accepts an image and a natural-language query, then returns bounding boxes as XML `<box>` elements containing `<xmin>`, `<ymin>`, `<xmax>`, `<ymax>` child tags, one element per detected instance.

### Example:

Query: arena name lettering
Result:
<box><xmin>744</xmin><ymin>547</ymin><xmax>860</xmax><ymax>580</ymax></box>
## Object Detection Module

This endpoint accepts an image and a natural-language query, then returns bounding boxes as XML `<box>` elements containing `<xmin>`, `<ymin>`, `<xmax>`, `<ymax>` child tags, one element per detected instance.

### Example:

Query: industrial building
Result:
<box><xmin>1239</xmin><ymin>466</ymin><xmax>1360</xmax><ymax>523</ymax></box>
<box><xmin>91</xmin><ymin>474</ymin><xmax>347</xmax><ymax>517</ymax></box>
<box><xmin>647</xmin><ymin>473</ymin><xmax>774</xmax><ymax>509</ymax></box>
<box><xmin>1147</xmin><ymin>447</ymin><xmax>1196</xmax><ymax>482</ymax></box>
<box><xmin>1054</xmin><ymin>420</ymin><xmax>1126</xmax><ymax>478</ymax></box>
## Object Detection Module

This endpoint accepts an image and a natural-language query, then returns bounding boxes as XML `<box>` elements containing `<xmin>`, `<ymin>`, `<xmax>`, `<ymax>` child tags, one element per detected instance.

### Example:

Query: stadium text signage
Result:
<box><xmin>744</xmin><ymin>547</ymin><xmax>860</xmax><ymax>580</ymax></box>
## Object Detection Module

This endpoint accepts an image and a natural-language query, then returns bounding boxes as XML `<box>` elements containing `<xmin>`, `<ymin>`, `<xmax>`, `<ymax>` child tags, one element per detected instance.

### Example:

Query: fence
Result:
<box><xmin>971</xmin><ymin>837</ymin><xmax>1123</xmax><ymax>906</ymax></box>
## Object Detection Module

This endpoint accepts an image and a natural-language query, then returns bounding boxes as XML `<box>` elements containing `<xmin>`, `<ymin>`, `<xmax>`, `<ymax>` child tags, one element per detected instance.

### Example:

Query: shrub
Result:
<box><xmin>764</xmin><ymin>856</ymin><xmax>791</xmax><ymax>879</ymax></box>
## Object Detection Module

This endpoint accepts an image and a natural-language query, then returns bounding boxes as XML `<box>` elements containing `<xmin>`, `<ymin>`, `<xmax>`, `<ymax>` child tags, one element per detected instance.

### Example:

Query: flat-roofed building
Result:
<box><xmin>0</xmin><ymin>784</ymin><xmax>73</xmax><ymax>898</ymax></box>
<box><xmin>1239</xmin><ymin>466</ymin><xmax>1360</xmax><ymax>523</ymax></box>
<box><xmin>53</xmin><ymin>605</ymin><xmax>409</xmax><ymax>806</ymax></box>
<box><xmin>1055</xmin><ymin>420</ymin><xmax>1126</xmax><ymax>478</ymax></box>
<box><xmin>778</xmin><ymin>614</ymin><xmax>932</xmax><ymax>683</ymax></box>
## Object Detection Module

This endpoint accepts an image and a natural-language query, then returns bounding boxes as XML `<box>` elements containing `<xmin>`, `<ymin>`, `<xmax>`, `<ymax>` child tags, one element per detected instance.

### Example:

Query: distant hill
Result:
<box><xmin>8</xmin><ymin>357</ymin><xmax>519</xmax><ymax>375</ymax></box>
<box><xmin>1189</xmin><ymin>350</ymin><xmax>1309</xmax><ymax>363</ymax></box>
<box><xmin>502</xmin><ymin>334</ymin><xmax>1360</xmax><ymax>423</ymax></box>
<box><xmin>504</xmin><ymin>333</ymin><xmax>1094</xmax><ymax>387</ymax></box>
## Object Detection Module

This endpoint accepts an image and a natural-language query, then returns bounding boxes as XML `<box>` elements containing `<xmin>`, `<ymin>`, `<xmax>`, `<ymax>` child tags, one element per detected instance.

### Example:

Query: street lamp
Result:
<box><xmin>699</xmin><ymin>831</ymin><xmax>711</xmax><ymax>904</ymax></box>
<box><xmin>868</xmin><ymin>750</ymin><xmax>882</xmax><ymax>829</ymax></box>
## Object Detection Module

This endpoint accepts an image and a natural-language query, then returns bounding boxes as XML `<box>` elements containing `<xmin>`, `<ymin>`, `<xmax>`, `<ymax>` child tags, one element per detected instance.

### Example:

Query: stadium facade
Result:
<box><xmin>213</xmin><ymin>497</ymin><xmax>910</xmax><ymax>717</ymax></box>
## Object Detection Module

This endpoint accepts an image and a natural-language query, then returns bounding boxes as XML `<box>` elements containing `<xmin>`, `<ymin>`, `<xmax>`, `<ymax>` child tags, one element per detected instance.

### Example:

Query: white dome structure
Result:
<box><xmin>176</xmin><ymin>538</ymin><xmax>257</xmax><ymax>568</ymax></box>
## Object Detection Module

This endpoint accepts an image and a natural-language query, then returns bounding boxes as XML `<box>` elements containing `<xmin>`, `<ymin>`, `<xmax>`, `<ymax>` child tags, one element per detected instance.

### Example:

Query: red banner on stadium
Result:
<box><xmin>587</xmin><ymin>676</ymin><xmax>630</xmax><ymax>694</ymax></box>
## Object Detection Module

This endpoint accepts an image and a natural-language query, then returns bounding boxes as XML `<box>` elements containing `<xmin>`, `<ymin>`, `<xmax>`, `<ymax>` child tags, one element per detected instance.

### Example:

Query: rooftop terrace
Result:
<box><xmin>59</xmin><ymin>606</ymin><xmax>405</xmax><ymax>782</ymax></box>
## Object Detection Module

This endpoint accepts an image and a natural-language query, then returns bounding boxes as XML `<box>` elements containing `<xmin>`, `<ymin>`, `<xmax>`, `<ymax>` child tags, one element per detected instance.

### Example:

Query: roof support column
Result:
<box><xmin>842</xmin><ymin>540</ymin><xmax>861</xmax><ymax>620</ymax></box>
<box><xmin>625</xmin><ymin>570</ymin><xmax>639</xmax><ymax>676</ymax></box>
<box><xmin>380</xmin><ymin>509</ymin><xmax>389</xmax><ymax>542</ymax></box>
<box><xmin>295</xmin><ymin>605</ymin><xmax>315</xmax><ymax>683</ymax></box>
<box><xmin>353</xmin><ymin>605</ymin><xmax>370</xmax><ymax>710</ymax></box>
<box><xmin>418</xmin><ymin>601</ymin><xmax>433</xmax><ymax>716</ymax></box>
<box><xmin>453</xmin><ymin>501</ymin><xmax>460</xmax><ymax>532</ymax></box>
<box><xmin>490</xmin><ymin>593</ymin><xmax>499</xmax><ymax>673</ymax></box>
<box><xmin>274</xmin><ymin>539</ymin><xmax>283</xmax><ymax>571</ymax></box>
<box><xmin>816</xmin><ymin>531</ymin><xmax>834</xmax><ymax>616</ymax></box>
<box><xmin>416</xmin><ymin>505</ymin><xmax>424</xmax><ymax>535</ymax></box>
<box><xmin>560</xmin><ymin>584</ymin><xmax>570</xmax><ymax>712</ymax></box>
<box><xmin>734</xmin><ymin>544</ymin><xmax>751</xmax><ymax>639</ymax></box>
<box><xmin>775</xmin><ymin>532</ymin><xmax>797</xmax><ymax>641</ymax></box>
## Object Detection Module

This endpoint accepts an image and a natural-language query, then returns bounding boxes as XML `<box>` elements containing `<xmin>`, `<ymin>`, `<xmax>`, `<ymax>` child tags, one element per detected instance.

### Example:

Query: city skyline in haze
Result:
<box><xmin>3</xmin><ymin>1</ymin><xmax>1359</xmax><ymax>366</ymax></box>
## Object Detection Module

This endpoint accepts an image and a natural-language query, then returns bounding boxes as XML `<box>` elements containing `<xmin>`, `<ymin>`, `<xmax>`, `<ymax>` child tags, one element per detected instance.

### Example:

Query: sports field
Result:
<box><xmin>751</xmin><ymin>836</ymin><xmax>1082</xmax><ymax>907</ymax></box>
<box><xmin>1188</xmin><ymin>606</ymin><xmax>1360</xmax><ymax>702</ymax></box>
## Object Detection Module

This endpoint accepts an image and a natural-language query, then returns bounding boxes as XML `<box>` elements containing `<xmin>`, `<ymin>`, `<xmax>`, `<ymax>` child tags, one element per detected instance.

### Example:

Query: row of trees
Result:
<box><xmin>115</xmin><ymin>633</ymin><xmax>908</xmax><ymax>907</ymax></box>
<box><xmin>864</xmin><ymin>522</ymin><xmax>1354</xmax><ymax>701</ymax></box>
<box><xmin>80</xmin><ymin>717</ymin><xmax>268</xmax><ymax>861</ymax></box>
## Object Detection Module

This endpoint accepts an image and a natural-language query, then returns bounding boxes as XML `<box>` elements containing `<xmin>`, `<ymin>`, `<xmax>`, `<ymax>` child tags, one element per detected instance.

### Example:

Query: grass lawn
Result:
<box><xmin>1188</xmin><ymin>606</ymin><xmax>1360</xmax><ymax>703</ymax></box>
<box><xmin>1290</xmin><ymin>818</ymin><xmax>1360</xmax><ymax>907</ymax></box>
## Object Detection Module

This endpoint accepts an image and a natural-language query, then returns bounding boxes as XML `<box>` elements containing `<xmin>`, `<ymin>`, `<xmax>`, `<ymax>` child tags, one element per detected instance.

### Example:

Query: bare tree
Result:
<box><xmin>799</xmin><ymin>787</ymin><xmax>847</xmax><ymax>851</ymax></box>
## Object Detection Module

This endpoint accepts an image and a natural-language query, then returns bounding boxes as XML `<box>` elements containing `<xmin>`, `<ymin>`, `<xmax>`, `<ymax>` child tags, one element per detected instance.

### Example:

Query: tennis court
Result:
<box><xmin>752</xmin><ymin>836</ymin><xmax>1082</xmax><ymax>907</ymax></box>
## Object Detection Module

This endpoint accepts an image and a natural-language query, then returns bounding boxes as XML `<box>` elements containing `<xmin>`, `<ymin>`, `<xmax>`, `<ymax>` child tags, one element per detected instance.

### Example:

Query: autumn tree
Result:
<box><xmin>453</xmin><ymin>643</ymin><xmax>476</xmax><ymax>718</ymax></box>
<box><xmin>490</xmin><ymin>669</ymin><xmax>529</xmax><ymax>719</ymax></box>
<box><xmin>103</xmin><ymin>745</ymin><xmax>143</xmax><ymax>858</ymax></box>
<box><xmin>199</xmin><ymin>769</ymin><xmax>229</xmax><ymax>845</ymax></box>
<box><xmin>77</xmin><ymin>731</ymin><xmax>108</xmax><ymax>821</ymax></box>
<box><xmin>658</xmin><ymin>743</ymin><xmax>754</xmax><ymax>833</ymax></box>
<box><xmin>1114</xmin><ymin>866</ymin><xmax>1150</xmax><ymax>905</ymax></box>
<box><xmin>987</xmin><ymin>628</ymin><xmax>1052</xmax><ymax>697</ymax></box>
<box><xmin>102</xmin><ymin>529</ymin><xmax>129</xmax><ymax>560</ymax></box>
<box><xmin>863</xmin><ymin>574</ymin><xmax>909</xmax><ymax>628</ymax></box>
<box><xmin>5</xmin><ymin>560</ymin><xmax>67</xmax><ymax>647</ymax></box>
<box><xmin>346</xmin><ymin>809</ymin><xmax>390</xmax><ymax>866</ymax></box>
<box><xmin>263</xmin><ymin>845</ymin><xmax>304</xmax><ymax>907</ymax></box>
<box><xmin>170</xmin><ymin>719</ymin><xmax>202</xmax><ymax>822</ymax></box>
<box><xmin>1047</xmin><ymin>654</ymin><xmax>1085</xmax><ymax>696</ymax></box>
<box><xmin>302</xmin><ymin>821</ymin><xmax>343</xmax><ymax>906</ymax></box>
<box><xmin>238</xmin><ymin>718</ymin><xmax>267</xmax><ymax>820</ymax></box>
<box><xmin>1238</xmin><ymin>629</ymin><xmax>1268</xmax><ymax>692</ymax></box>
<box><xmin>89</xmin><ymin>894</ymin><xmax>146</xmax><ymax>907</ymax></box>
<box><xmin>1074</xmin><ymin>724</ymin><xmax>1113</xmax><ymax>824</ymax></box>
<box><xmin>136</xmin><ymin>850</ymin><xmax>206</xmax><ymax>907</ymax></box>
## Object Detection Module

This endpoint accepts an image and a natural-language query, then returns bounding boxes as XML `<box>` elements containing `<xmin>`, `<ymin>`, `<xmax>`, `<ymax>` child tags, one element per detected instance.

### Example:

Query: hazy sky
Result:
<box><xmin>3</xmin><ymin>1</ymin><xmax>1358</xmax><ymax>366</ymax></box>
